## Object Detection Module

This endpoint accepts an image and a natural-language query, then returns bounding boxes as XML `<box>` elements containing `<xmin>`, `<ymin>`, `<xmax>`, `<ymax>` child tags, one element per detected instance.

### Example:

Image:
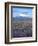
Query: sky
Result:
<box><xmin>12</xmin><ymin>7</ymin><xmax>32</xmax><ymax>18</ymax></box>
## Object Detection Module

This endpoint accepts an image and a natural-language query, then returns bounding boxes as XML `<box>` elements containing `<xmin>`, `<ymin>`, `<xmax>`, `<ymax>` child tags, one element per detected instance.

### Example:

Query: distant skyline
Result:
<box><xmin>12</xmin><ymin>7</ymin><xmax>32</xmax><ymax>18</ymax></box>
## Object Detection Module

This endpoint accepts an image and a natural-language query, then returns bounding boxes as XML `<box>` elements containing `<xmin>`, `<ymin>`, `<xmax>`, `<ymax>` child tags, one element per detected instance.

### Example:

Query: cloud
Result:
<box><xmin>19</xmin><ymin>14</ymin><xmax>26</xmax><ymax>17</ymax></box>
<box><xmin>19</xmin><ymin>13</ymin><xmax>31</xmax><ymax>18</ymax></box>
